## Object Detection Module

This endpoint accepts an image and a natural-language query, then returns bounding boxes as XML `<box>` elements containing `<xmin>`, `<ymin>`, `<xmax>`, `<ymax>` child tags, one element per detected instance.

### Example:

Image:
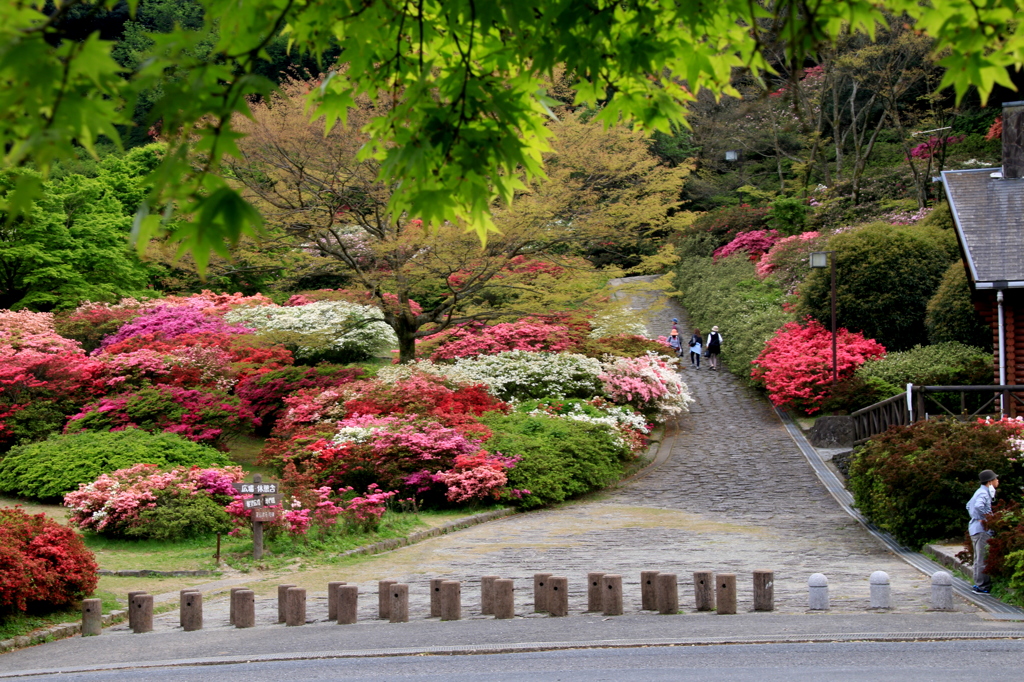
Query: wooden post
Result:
<box><xmin>131</xmin><ymin>594</ymin><xmax>153</xmax><ymax>634</ymax></box>
<box><xmin>252</xmin><ymin>474</ymin><xmax>264</xmax><ymax>561</ymax></box>
<box><xmin>389</xmin><ymin>584</ymin><xmax>409</xmax><ymax>623</ymax></box>
<box><xmin>693</xmin><ymin>571</ymin><xmax>715</xmax><ymax>611</ymax></box>
<box><xmin>328</xmin><ymin>581</ymin><xmax>346</xmax><ymax>621</ymax></box>
<box><xmin>602</xmin><ymin>574</ymin><xmax>623</xmax><ymax>616</ymax></box>
<box><xmin>378</xmin><ymin>580</ymin><xmax>397</xmax><ymax>619</ymax></box>
<box><xmin>285</xmin><ymin>587</ymin><xmax>306</xmax><ymax>626</ymax></box>
<box><xmin>587</xmin><ymin>572</ymin><xmax>606</xmax><ymax>612</ymax></box>
<box><xmin>277</xmin><ymin>584</ymin><xmax>296</xmax><ymax>623</ymax></box>
<box><xmin>181</xmin><ymin>591</ymin><xmax>202</xmax><ymax>632</ymax></box>
<box><xmin>533</xmin><ymin>573</ymin><xmax>552</xmax><ymax>613</ymax></box>
<box><xmin>493</xmin><ymin>579</ymin><xmax>515</xmax><ymax>619</ymax></box>
<box><xmin>440</xmin><ymin>580</ymin><xmax>461</xmax><ymax>621</ymax></box>
<box><xmin>338</xmin><ymin>585</ymin><xmax>358</xmax><ymax>624</ymax></box>
<box><xmin>716</xmin><ymin>574</ymin><xmax>737</xmax><ymax>615</ymax></box>
<box><xmin>641</xmin><ymin>571</ymin><xmax>660</xmax><ymax>610</ymax></box>
<box><xmin>753</xmin><ymin>570</ymin><xmax>774</xmax><ymax>612</ymax></box>
<box><xmin>233</xmin><ymin>590</ymin><xmax>255</xmax><ymax>628</ymax></box>
<box><xmin>548</xmin><ymin>577</ymin><xmax>569</xmax><ymax>617</ymax></box>
<box><xmin>480</xmin><ymin>576</ymin><xmax>499</xmax><ymax>616</ymax></box>
<box><xmin>655</xmin><ymin>573</ymin><xmax>678</xmax><ymax>615</ymax></box>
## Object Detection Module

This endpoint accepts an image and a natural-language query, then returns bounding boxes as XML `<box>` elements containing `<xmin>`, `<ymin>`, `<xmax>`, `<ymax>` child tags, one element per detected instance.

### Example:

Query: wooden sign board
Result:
<box><xmin>262</xmin><ymin>494</ymin><xmax>280</xmax><ymax>507</ymax></box>
<box><xmin>243</xmin><ymin>497</ymin><xmax>263</xmax><ymax>510</ymax></box>
<box><xmin>252</xmin><ymin>508</ymin><xmax>278</xmax><ymax>522</ymax></box>
<box><xmin>232</xmin><ymin>482</ymin><xmax>278</xmax><ymax>494</ymax></box>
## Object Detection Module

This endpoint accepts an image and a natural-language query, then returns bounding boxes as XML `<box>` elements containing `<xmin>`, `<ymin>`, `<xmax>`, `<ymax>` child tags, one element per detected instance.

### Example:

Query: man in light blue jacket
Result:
<box><xmin>967</xmin><ymin>469</ymin><xmax>999</xmax><ymax>593</ymax></box>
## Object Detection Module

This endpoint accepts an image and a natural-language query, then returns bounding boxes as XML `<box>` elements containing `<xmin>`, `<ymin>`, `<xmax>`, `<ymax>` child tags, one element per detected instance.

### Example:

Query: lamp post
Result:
<box><xmin>809</xmin><ymin>251</ymin><xmax>838</xmax><ymax>385</ymax></box>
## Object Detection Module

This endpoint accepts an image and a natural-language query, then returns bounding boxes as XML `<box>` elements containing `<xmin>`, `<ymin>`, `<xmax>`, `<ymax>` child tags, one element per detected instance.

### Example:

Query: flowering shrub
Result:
<box><xmin>66</xmin><ymin>386</ymin><xmax>257</xmax><ymax>448</ymax></box>
<box><xmin>234</xmin><ymin>365</ymin><xmax>365</xmax><ymax>431</ymax></box>
<box><xmin>754</xmin><ymin>231</ymin><xmax>821</xmax><ymax>292</ymax></box>
<box><xmin>0</xmin><ymin>428</ymin><xmax>231</xmax><ymax>500</ymax></box>
<box><xmin>598</xmin><ymin>352</ymin><xmax>693</xmax><ymax>419</ymax></box>
<box><xmin>885</xmin><ymin>207</ymin><xmax>933</xmax><ymax>225</ymax></box>
<box><xmin>751</xmin><ymin>319</ymin><xmax>886</xmax><ymax>414</ymax></box>
<box><xmin>99</xmin><ymin>305</ymin><xmax>252</xmax><ymax>350</ymax></box>
<box><xmin>64</xmin><ymin>464</ymin><xmax>243</xmax><ymax>539</ymax></box>
<box><xmin>338</xmin><ymin>484</ymin><xmax>398</xmax><ymax>531</ymax></box>
<box><xmin>157</xmin><ymin>290</ymin><xmax>274</xmax><ymax>314</ymax></box>
<box><xmin>284</xmin><ymin>289</ymin><xmax>423</xmax><ymax>317</ymax></box>
<box><xmin>429</xmin><ymin>320</ymin><xmax>580</xmax><ymax>360</ymax></box>
<box><xmin>0</xmin><ymin>508</ymin><xmax>98</xmax><ymax>614</ymax></box>
<box><xmin>54</xmin><ymin>303</ymin><xmax>142</xmax><ymax>352</ymax></box>
<box><xmin>908</xmin><ymin>135</ymin><xmax>964</xmax><ymax>159</ymax></box>
<box><xmin>444</xmin><ymin>351</ymin><xmax>605</xmax><ymax>401</ymax></box>
<box><xmin>435</xmin><ymin>452</ymin><xmax>518</xmax><ymax>503</ymax></box>
<box><xmin>677</xmin><ymin>204</ymin><xmax>770</xmax><ymax>248</ymax></box>
<box><xmin>713</xmin><ymin>229</ymin><xmax>781</xmax><ymax>261</ymax></box>
<box><xmin>0</xmin><ymin>309</ymin><xmax>57</xmax><ymax>335</ymax></box>
<box><xmin>519</xmin><ymin>398</ymin><xmax>650</xmax><ymax>453</ymax></box>
<box><xmin>226</xmin><ymin>300</ymin><xmax>397</xmax><ymax>363</ymax></box>
<box><xmin>99</xmin><ymin>331</ymin><xmax>294</xmax><ymax>375</ymax></box>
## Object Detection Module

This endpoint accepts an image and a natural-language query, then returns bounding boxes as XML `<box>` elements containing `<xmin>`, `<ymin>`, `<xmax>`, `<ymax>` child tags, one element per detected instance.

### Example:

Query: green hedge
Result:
<box><xmin>849</xmin><ymin>419</ymin><xmax>1024</xmax><ymax>548</ymax></box>
<box><xmin>481</xmin><ymin>412</ymin><xmax>632</xmax><ymax>509</ymax></box>
<box><xmin>673</xmin><ymin>254</ymin><xmax>792</xmax><ymax>382</ymax></box>
<box><xmin>0</xmin><ymin>429</ymin><xmax>231</xmax><ymax>501</ymax></box>
<box><xmin>856</xmin><ymin>342</ymin><xmax>991</xmax><ymax>387</ymax></box>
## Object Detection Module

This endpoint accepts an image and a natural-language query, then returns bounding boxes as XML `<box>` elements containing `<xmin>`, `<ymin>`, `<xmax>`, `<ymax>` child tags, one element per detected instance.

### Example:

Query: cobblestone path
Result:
<box><xmin>140</xmin><ymin>278</ymin><xmax>973</xmax><ymax>631</ymax></box>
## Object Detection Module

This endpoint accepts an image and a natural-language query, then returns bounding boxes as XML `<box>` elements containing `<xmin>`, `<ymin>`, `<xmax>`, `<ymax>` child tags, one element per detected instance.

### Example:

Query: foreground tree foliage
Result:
<box><xmin>2</xmin><ymin>1</ymin><xmax>1021</xmax><ymax>266</ymax></box>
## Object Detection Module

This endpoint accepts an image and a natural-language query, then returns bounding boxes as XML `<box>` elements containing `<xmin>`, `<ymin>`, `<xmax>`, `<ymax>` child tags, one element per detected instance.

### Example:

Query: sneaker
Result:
<box><xmin>972</xmin><ymin>585</ymin><xmax>991</xmax><ymax>594</ymax></box>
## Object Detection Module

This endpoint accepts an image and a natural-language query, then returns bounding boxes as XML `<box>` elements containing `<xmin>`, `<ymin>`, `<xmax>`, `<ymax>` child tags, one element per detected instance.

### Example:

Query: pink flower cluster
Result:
<box><xmin>98</xmin><ymin>306</ymin><xmax>253</xmax><ymax>350</ymax></box>
<box><xmin>0</xmin><ymin>310</ymin><xmax>56</xmax><ymax>335</ymax></box>
<box><xmin>64</xmin><ymin>463</ymin><xmax>244</xmax><ymax>535</ymax></box>
<box><xmin>435</xmin><ymin>452</ymin><xmax>519</xmax><ymax>503</ymax></box>
<box><xmin>908</xmin><ymin>135</ymin><xmax>964</xmax><ymax>160</ymax></box>
<box><xmin>713</xmin><ymin>229</ymin><xmax>781</xmax><ymax>261</ymax></box>
<box><xmin>429</xmin><ymin>320</ymin><xmax>576</xmax><ymax>361</ymax></box>
<box><xmin>598</xmin><ymin>353</ymin><xmax>690</xmax><ymax>418</ymax></box>
<box><xmin>755</xmin><ymin>231</ymin><xmax>820</xmax><ymax>280</ymax></box>
<box><xmin>751</xmin><ymin>318</ymin><xmax>886</xmax><ymax>413</ymax></box>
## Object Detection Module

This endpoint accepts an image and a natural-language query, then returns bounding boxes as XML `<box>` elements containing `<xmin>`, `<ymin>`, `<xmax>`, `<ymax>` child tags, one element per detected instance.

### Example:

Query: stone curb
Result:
<box><xmin>0</xmin><ymin>609</ymin><xmax>128</xmax><ymax>654</ymax></box>
<box><xmin>334</xmin><ymin>508</ymin><xmax>516</xmax><ymax>559</ymax></box>
<box><xmin>924</xmin><ymin>544</ymin><xmax>969</xmax><ymax>574</ymax></box>
<box><xmin>96</xmin><ymin>569</ymin><xmax>214</xmax><ymax>577</ymax></box>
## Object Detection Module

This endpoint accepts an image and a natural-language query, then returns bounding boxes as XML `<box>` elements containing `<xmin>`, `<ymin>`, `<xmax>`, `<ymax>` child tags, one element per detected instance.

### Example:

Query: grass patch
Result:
<box><xmin>224</xmin><ymin>433</ymin><xmax>274</xmax><ymax>479</ymax></box>
<box><xmin>0</xmin><ymin>495</ymin><xmax>68</xmax><ymax>524</ymax></box>
<box><xmin>84</xmin><ymin>533</ymin><xmax>243</xmax><ymax>572</ymax></box>
<box><xmin>0</xmin><ymin>590</ymin><xmax>119</xmax><ymax>642</ymax></box>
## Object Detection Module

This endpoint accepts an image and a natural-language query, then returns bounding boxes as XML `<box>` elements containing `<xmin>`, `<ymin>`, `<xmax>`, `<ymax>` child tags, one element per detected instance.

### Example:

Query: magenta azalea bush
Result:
<box><xmin>99</xmin><ymin>305</ymin><xmax>252</xmax><ymax>350</ymax></box>
<box><xmin>713</xmin><ymin>229</ymin><xmax>781</xmax><ymax>261</ymax></box>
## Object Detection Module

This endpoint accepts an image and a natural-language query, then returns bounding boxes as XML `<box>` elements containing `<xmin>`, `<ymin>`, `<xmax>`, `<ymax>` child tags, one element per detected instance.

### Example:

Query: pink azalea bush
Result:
<box><xmin>713</xmin><ymin>229</ymin><xmax>781</xmax><ymax>261</ymax></box>
<box><xmin>0</xmin><ymin>310</ymin><xmax>56</xmax><ymax>335</ymax></box>
<box><xmin>598</xmin><ymin>352</ymin><xmax>693</xmax><ymax>419</ymax></box>
<box><xmin>98</xmin><ymin>306</ymin><xmax>253</xmax><ymax>350</ymax></box>
<box><xmin>751</xmin><ymin>318</ymin><xmax>887</xmax><ymax>414</ymax></box>
<box><xmin>434</xmin><ymin>452</ymin><xmax>520</xmax><ymax>503</ymax></box>
<box><xmin>64</xmin><ymin>463</ymin><xmax>244</xmax><ymax>538</ymax></box>
<box><xmin>429</xmin><ymin>320</ymin><xmax>580</xmax><ymax>361</ymax></box>
<box><xmin>755</xmin><ymin>231</ymin><xmax>821</xmax><ymax>292</ymax></box>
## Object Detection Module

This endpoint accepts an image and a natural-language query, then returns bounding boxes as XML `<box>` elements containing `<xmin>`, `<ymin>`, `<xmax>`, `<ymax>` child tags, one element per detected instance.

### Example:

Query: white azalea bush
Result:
<box><xmin>226</xmin><ymin>300</ymin><xmax>396</xmax><ymax>363</ymax></box>
<box><xmin>598</xmin><ymin>351</ymin><xmax>693</xmax><ymax>419</ymax></box>
<box><xmin>518</xmin><ymin>397</ymin><xmax>651</xmax><ymax>453</ymax></box>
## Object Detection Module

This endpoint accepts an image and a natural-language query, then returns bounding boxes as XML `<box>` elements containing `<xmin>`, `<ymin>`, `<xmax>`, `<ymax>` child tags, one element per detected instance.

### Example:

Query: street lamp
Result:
<box><xmin>809</xmin><ymin>251</ymin><xmax>838</xmax><ymax>385</ymax></box>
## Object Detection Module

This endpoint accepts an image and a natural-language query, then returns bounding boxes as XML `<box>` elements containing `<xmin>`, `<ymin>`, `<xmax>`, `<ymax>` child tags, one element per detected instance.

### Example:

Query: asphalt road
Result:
<box><xmin>7</xmin><ymin>640</ymin><xmax>1023</xmax><ymax>681</ymax></box>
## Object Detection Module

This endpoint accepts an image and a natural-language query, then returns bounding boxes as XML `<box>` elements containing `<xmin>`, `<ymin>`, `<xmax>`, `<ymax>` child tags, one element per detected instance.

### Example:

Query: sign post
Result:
<box><xmin>233</xmin><ymin>474</ymin><xmax>279</xmax><ymax>561</ymax></box>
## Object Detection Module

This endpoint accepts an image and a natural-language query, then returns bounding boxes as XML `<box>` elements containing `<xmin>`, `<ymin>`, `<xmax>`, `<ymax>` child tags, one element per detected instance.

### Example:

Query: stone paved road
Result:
<box><xmin>132</xmin><ymin>278</ymin><xmax>973</xmax><ymax>632</ymax></box>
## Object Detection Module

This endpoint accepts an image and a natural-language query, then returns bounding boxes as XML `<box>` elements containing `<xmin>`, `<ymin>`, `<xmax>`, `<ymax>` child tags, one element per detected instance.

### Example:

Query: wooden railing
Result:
<box><xmin>851</xmin><ymin>385</ymin><xmax>1024</xmax><ymax>445</ymax></box>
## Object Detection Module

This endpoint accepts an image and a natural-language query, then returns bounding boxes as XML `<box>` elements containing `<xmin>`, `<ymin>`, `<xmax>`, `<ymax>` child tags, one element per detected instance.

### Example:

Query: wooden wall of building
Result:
<box><xmin>974</xmin><ymin>289</ymin><xmax>1024</xmax><ymax>415</ymax></box>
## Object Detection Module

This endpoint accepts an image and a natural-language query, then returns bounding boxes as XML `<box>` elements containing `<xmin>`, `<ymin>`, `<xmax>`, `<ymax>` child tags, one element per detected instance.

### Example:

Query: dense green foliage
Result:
<box><xmin>856</xmin><ymin>342</ymin><xmax>992</xmax><ymax>388</ymax></box>
<box><xmin>0</xmin><ymin>429</ymin><xmax>230</xmax><ymax>501</ymax></box>
<box><xmin>130</xmin><ymin>492</ymin><xmax>234</xmax><ymax>540</ymax></box>
<box><xmin>673</xmin><ymin>254</ymin><xmax>792</xmax><ymax>380</ymax></box>
<box><xmin>849</xmin><ymin>420</ymin><xmax>1024</xmax><ymax>548</ymax></box>
<box><xmin>798</xmin><ymin>223</ymin><xmax>957</xmax><ymax>351</ymax></box>
<box><xmin>926</xmin><ymin>263</ymin><xmax>992</xmax><ymax>349</ymax></box>
<box><xmin>482</xmin><ymin>412</ymin><xmax>632</xmax><ymax>510</ymax></box>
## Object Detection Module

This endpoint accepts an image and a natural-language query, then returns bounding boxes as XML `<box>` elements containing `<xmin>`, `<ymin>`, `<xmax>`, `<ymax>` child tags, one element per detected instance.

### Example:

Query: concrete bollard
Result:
<box><xmin>870</xmin><ymin>571</ymin><xmax>891</xmax><ymax>609</ymax></box>
<box><xmin>808</xmin><ymin>573</ymin><xmax>829</xmax><ymax>611</ymax></box>
<box><xmin>753</xmin><ymin>570</ymin><xmax>774</xmax><ymax>612</ymax></box>
<box><xmin>178</xmin><ymin>589</ymin><xmax>199</xmax><ymax>627</ymax></box>
<box><xmin>716</xmin><ymin>574</ymin><xmax>737</xmax><ymax>615</ymax></box>
<box><xmin>389</xmin><ymin>584</ymin><xmax>409</xmax><ymax>623</ymax></box>
<box><xmin>180</xmin><ymin>591</ymin><xmax>203</xmax><ymax>631</ymax></box>
<box><xmin>378</xmin><ymin>580</ymin><xmax>397</xmax><ymax>620</ymax></box>
<box><xmin>328</xmin><ymin>581</ymin><xmax>347</xmax><ymax>621</ymax></box>
<box><xmin>931</xmin><ymin>571</ymin><xmax>954</xmax><ymax>611</ymax></box>
<box><xmin>693</xmin><ymin>571</ymin><xmax>715</xmax><ymax>611</ymax></box>
<box><xmin>131</xmin><ymin>594</ymin><xmax>153</xmax><ymax>633</ymax></box>
<box><xmin>81</xmin><ymin>598</ymin><xmax>102</xmax><ymax>637</ymax></box>
<box><xmin>494</xmin><ymin>579</ymin><xmax>515</xmax><ymax>619</ymax></box>
<box><xmin>534</xmin><ymin>573</ymin><xmax>552</xmax><ymax>613</ymax></box>
<box><xmin>641</xmin><ymin>571</ymin><xmax>660</xmax><ymax>610</ymax></box>
<box><xmin>126</xmin><ymin>591</ymin><xmax>147</xmax><ymax>630</ymax></box>
<box><xmin>285</xmin><ymin>587</ymin><xmax>306</xmax><ymax>626</ymax></box>
<box><xmin>277</xmin><ymin>584</ymin><xmax>296</xmax><ymax>623</ymax></box>
<box><xmin>233</xmin><ymin>589</ymin><xmax>255</xmax><ymax>628</ymax></box>
<box><xmin>602</xmin><ymin>574</ymin><xmax>623</xmax><ymax>616</ymax></box>
<box><xmin>587</xmin><ymin>572</ymin><xmax>606</xmax><ymax>612</ymax></box>
<box><xmin>440</xmin><ymin>580</ymin><xmax>462</xmax><ymax>621</ymax></box>
<box><xmin>480</xmin><ymin>576</ymin><xmax>499</xmax><ymax>615</ymax></box>
<box><xmin>229</xmin><ymin>586</ymin><xmax>246</xmax><ymax>625</ymax></box>
<box><xmin>655</xmin><ymin>573</ymin><xmax>678</xmax><ymax>615</ymax></box>
<box><xmin>548</xmin><ymin>577</ymin><xmax>569</xmax><ymax>617</ymax></box>
<box><xmin>338</xmin><ymin>585</ymin><xmax>358</xmax><ymax>624</ymax></box>
<box><xmin>431</xmin><ymin>578</ymin><xmax>445</xmax><ymax>617</ymax></box>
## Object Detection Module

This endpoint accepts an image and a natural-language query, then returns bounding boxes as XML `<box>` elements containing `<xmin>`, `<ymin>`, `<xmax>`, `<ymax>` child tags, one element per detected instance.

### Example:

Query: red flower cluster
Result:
<box><xmin>751</xmin><ymin>318</ymin><xmax>886</xmax><ymax>414</ymax></box>
<box><xmin>0</xmin><ymin>508</ymin><xmax>98</xmax><ymax>613</ymax></box>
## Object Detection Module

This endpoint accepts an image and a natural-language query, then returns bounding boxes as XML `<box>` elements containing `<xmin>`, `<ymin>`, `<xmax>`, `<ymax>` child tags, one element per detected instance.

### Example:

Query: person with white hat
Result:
<box><xmin>705</xmin><ymin>326</ymin><xmax>723</xmax><ymax>371</ymax></box>
<box><xmin>967</xmin><ymin>469</ymin><xmax>999</xmax><ymax>593</ymax></box>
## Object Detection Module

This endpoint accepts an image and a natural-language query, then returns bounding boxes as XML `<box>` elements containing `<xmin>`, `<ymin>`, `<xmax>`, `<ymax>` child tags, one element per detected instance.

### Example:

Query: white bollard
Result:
<box><xmin>931</xmin><ymin>571</ymin><xmax>954</xmax><ymax>611</ymax></box>
<box><xmin>808</xmin><ymin>573</ymin><xmax>829</xmax><ymax>611</ymax></box>
<box><xmin>869</xmin><ymin>571</ymin><xmax>891</xmax><ymax>609</ymax></box>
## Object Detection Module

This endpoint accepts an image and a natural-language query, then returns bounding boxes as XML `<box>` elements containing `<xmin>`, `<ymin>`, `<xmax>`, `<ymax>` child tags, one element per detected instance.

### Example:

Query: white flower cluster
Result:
<box><xmin>450</xmin><ymin>351</ymin><xmax>604</xmax><ymax>400</ymax></box>
<box><xmin>226</xmin><ymin>300</ymin><xmax>397</xmax><ymax>359</ymax></box>
<box><xmin>332</xmin><ymin>425</ymin><xmax>379</xmax><ymax>445</ymax></box>
<box><xmin>527</xmin><ymin>402</ymin><xmax>651</xmax><ymax>445</ymax></box>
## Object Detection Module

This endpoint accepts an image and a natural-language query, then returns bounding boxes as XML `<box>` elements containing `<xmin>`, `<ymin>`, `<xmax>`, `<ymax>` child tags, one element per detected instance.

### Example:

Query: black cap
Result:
<box><xmin>980</xmin><ymin>469</ymin><xmax>999</xmax><ymax>483</ymax></box>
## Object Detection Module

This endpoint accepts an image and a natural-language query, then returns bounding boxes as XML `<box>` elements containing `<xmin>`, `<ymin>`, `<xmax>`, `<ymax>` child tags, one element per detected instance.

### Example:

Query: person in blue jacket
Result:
<box><xmin>967</xmin><ymin>469</ymin><xmax>999</xmax><ymax>593</ymax></box>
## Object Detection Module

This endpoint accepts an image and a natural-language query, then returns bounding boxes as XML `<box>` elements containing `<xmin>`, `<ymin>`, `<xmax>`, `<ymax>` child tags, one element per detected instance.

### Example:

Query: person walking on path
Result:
<box><xmin>706</xmin><ymin>326</ymin><xmax>723</xmax><ymax>371</ymax></box>
<box><xmin>967</xmin><ymin>469</ymin><xmax>999</xmax><ymax>593</ymax></box>
<box><xmin>667</xmin><ymin>329</ymin><xmax>683</xmax><ymax>357</ymax></box>
<box><xmin>688</xmin><ymin>328</ymin><xmax>703</xmax><ymax>369</ymax></box>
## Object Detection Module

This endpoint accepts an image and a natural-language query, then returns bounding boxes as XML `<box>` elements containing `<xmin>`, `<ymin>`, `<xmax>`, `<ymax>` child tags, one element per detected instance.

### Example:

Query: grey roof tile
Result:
<box><xmin>942</xmin><ymin>168</ymin><xmax>1024</xmax><ymax>285</ymax></box>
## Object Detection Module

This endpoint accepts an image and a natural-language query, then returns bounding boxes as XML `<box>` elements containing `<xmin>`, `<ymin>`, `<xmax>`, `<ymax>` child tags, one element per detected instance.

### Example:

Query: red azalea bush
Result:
<box><xmin>676</xmin><ymin>204</ymin><xmax>770</xmax><ymax>248</ymax></box>
<box><xmin>99</xmin><ymin>332</ymin><xmax>294</xmax><ymax>377</ymax></box>
<box><xmin>429</xmin><ymin>320</ymin><xmax>581</xmax><ymax>361</ymax></box>
<box><xmin>751</xmin><ymin>318</ymin><xmax>886</xmax><ymax>414</ymax></box>
<box><xmin>234</xmin><ymin>365</ymin><xmax>365</xmax><ymax>432</ymax></box>
<box><xmin>65</xmin><ymin>385</ymin><xmax>257</xmax><ymax>448</ymax></box>
<box><xmin>713</xmin><ymin>229</ymin><xmax>781</xmax><ymax>261</ymax></box>
<box><xmin>0</xmin><ymin>508</ymin><xmax>98</xmax><ymax>614</ymax></box>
